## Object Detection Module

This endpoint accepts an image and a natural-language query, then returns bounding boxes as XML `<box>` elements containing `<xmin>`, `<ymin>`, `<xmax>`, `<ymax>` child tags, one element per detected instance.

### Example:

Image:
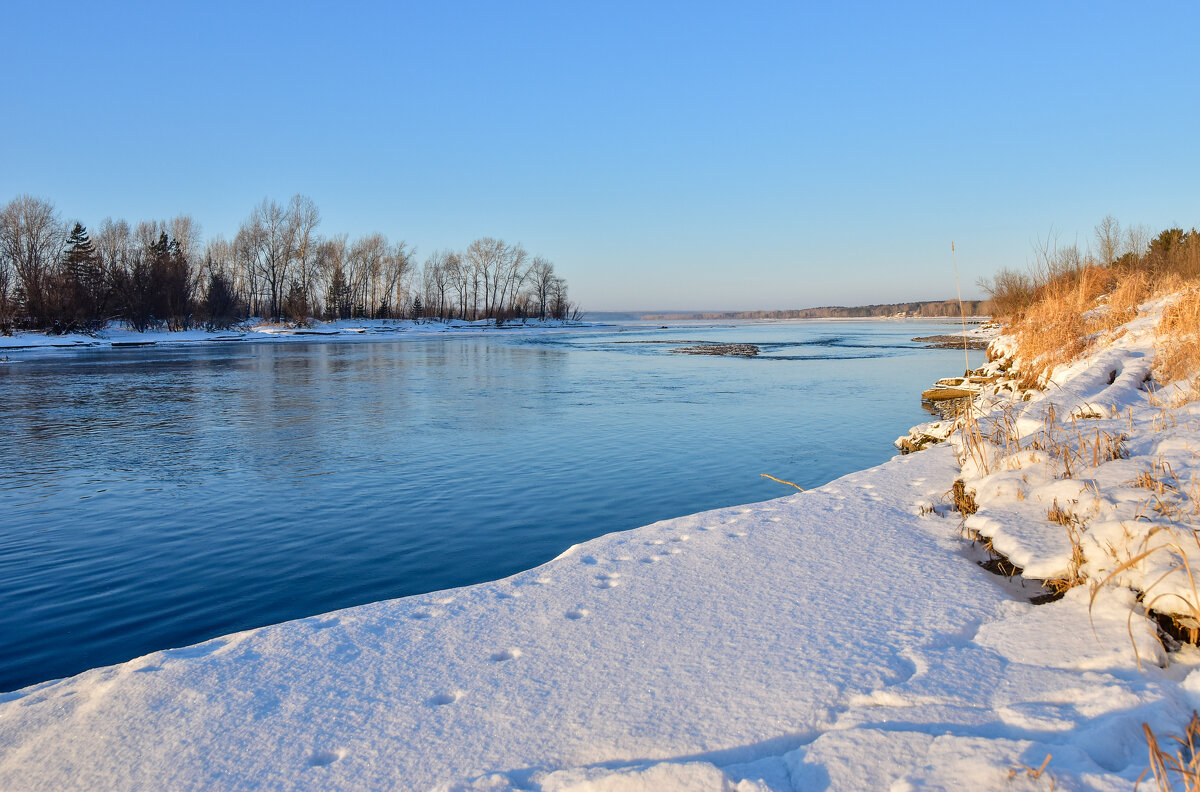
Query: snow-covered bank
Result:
<box><xmin>0</xmin><ymin>318</ymin><xmax>595</xmax><ymax>354</ymax></box>
<box><xmin>3</xmin><ymin>306</ymin><xmax>1199</xmax><ymax>790</ymax></box>
<box><xmin>7</xmin><ymin>446</ymin><xmax>1194</xmax><ymax>791</ymax></box>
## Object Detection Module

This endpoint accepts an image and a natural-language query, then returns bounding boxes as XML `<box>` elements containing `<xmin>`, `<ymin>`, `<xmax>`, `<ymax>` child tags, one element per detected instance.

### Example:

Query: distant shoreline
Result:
<box><xmin>0</xmin><ymin>315</ymin><xmax>989</xmax><ymax>359</ymax></box>
<box><xmin>641</xmin><ymin>299</ymin><xmax>991</xmax><ymax>321</ymax></box>
<box><xmin>0</xmin><ymin>318</ymin><xmax>594</xmax><ymax>356</ymax></box>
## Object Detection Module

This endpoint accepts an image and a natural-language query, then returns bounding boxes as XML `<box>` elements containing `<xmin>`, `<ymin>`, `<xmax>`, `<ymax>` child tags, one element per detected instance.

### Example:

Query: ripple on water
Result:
<box><xmin>0</xmin><ymin>323</ymin><xmax>982</xmax><ymax>691</ymax></box>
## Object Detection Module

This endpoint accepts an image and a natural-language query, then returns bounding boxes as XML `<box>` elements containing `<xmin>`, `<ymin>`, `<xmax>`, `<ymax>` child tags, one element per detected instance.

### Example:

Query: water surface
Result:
<box><xmin>0</xmin><ymin>320</ymin><xmax>981</xmax><ymax>691</ymax></box>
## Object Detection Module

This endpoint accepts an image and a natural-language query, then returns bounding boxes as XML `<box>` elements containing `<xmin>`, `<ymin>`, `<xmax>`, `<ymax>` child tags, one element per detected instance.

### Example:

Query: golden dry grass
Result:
<box><xmin>1091</xmin><ymin>270</ymin><xmax>1152</xmax><ymax>333</ymax></box>
<box><xmin>1012</xmin><ymin>265</ymin><xmax>1114</xmax><ymax>384</ymax></box>
<box><xmin>1142</xmin><ymin>712</ymin><xmax>1200</xmax><ymax>791</ymax></box>
<box><xmin>950</xmin><ymin>479</ymin><xmax>977</xmax><ymax>515</ymax></box>
<box><xmin>998</xmin><ymin>261</ymin><xmax>1200</xmax><ymax>388</ymax></box>
<box><xmin>1157</xmin><ymin>288</ymin><xmax>1200</xmax><ymax>385</ymax></box>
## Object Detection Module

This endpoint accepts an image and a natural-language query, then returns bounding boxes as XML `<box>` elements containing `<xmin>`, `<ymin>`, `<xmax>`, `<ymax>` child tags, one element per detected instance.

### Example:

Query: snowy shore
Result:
<box><xmin>0</xmin><ymin>318</ymin><xmax>595</xmax><ymax>355</ymax></box>
<box><xmin>2</xmin><ymin>310</ymin><xmax>1198</xmax><ymax>790</ymax></box>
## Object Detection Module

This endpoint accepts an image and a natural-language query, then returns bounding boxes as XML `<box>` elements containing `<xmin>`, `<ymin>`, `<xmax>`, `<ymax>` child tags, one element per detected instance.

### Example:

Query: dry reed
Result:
<box><xmin>1158</xmin><ymin>289</ymin><xmax>1200</xmax><ymax>385</ymax></box>
<box><xmin>1141</xmin><ymin>713</ymin><xmax>1200</xmax><ymax>792</ymax></box>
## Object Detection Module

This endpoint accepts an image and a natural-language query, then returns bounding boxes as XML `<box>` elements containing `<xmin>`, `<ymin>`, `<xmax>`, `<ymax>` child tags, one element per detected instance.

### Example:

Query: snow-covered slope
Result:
<box><xmin>3</xmin><ymin>304</ymin><xmax>1199</xmax><ymax>791</ymax></box>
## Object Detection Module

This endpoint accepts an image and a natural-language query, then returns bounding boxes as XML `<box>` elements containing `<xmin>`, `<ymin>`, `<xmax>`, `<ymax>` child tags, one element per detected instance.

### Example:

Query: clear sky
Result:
<box><xmin>2</xmin><ymin>1</ymin><xmax>1198</xmax><ymax>312</ymax></box>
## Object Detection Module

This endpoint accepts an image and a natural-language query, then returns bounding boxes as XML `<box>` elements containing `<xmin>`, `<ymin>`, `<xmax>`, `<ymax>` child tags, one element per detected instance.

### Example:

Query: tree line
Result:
<box><xmin>642</xmin><ymin>300</ymin><xmax>991</xmax><ymax>321</ymax></box>
<box><xmin>0</xmin><ymin>194</ymin><xmax>577</xmax><ymax>333</ymax></box>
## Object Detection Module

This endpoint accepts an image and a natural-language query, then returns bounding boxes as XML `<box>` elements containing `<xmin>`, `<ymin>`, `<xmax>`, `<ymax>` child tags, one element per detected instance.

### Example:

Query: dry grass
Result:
<box><xmin>1009</xmin><ymin>753</ymin><xmax>1054</xmax><ymax>788</ymax></box>
<box><xmin>1024</xmin><ymin>413</ymin><xmax>1127</xmax><ymax>480</ymax></box>
<box><xmin>1158</xmin><ymin>288</ymin><xmax>1200</xmax><ymax>385</ymax></box>
<box><xmin>1141</xmin><ymin>712</ymin><xmax>1200</xmax><ymax>792</ymax></box>
<box><xmin>1091</xmin><ymin>527</ymin><xmax>1200</xmax><ymax>668</ymax></box>
<box><xmin>950</xmin><ymin>479</ymin><xmax>978</xmax><ymax>515</ymax></box>
<box><xmin>1046</xmin><ymin>499</ymin><xmax>1086</xmax><ymax>592</ymax></box>
<box><xmin>1091</xmin><ymin>270</ymin><xmax>1152</xmax><ymax>333</ymax></box>
<box><xmin>1011</xmin><ymin>265</ymin><xmax>1115</xmax><ymax>386</ymax></box>
<box><xmin>1129</xmin><ymin>459</ymin><xmax>1189</xmax><ymax>522</ymax></box>
<box><xmin>954</xmin><ymin>393</ymin><xmax>1126</xmax><ymax>485</ymax></box>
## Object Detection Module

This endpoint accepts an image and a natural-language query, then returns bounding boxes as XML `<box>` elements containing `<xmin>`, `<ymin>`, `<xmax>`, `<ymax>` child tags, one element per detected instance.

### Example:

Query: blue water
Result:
<box><xmin>0</xmin><ymin>320</ymin><xmax>981</xmax><ymax>692</ymax></box>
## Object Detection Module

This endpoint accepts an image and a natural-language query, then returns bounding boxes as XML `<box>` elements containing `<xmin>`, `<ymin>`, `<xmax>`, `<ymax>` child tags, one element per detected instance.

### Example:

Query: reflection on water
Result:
<box><xmin>0</xmin><ymin>321</ymin><xmax>981</xmax><ymax>691</ymax></box>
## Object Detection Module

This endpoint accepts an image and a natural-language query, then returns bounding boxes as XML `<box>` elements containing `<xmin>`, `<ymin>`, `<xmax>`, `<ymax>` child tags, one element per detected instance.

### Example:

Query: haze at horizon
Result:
<box><xmin>2</xmin><ymin>1</ymin><xmax>1198</xmax><ymax>312</ymax></box>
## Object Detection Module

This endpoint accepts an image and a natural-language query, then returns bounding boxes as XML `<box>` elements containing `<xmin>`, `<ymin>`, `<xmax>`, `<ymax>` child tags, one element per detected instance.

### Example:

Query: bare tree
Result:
<box><xmin>0</xmin><ymin>195</ymin><xmax>67</xmax><ymax>324</ymax></box>
<box><xmin>94</xmin><ymin>218</ymin><xmax>133</xmax><ymax>279</ymax></box>
<box><xmin>347</xmin><ymin>234</ymin><xmax>388</xmax><ymax>317</ymax></box>
<box><xmin>234</xmin><ymin>220</ymin><xmax>265</xmax><ymax>317</ymax></box>
<box><xmin>495</xmin><ymin>242</ymin><xmax>529</xmax><ymax>317</ymax></box>
<box><xmin>465</xmin><ymin>237</ymin><xmax>506</xmax><ymax>319</ymax></box>
<box><xmin>203</xmin><ymin>235</ymin><xmax>235</xmax><ymax>280</ymax></box>
<box><xmin>288</xmin><ymin>195</ymin><xmax>321</xmax><ymax>315</ymax></box>
<box><xmin>317</xmin><ymin>234</ymin><xmax>349</xmax><ymax>319</ymax></box>
<box><xmin>377</xmin><ymin>240</ymin><xmax>414</xmax><ymax>318</ymax></box>
<box><xmin>1094</xmin><ymin>215</ymin><xmax>1121</xmax><ymax>267</ymax></box>
<box><xmin>530</xmin><ymin>256</ymin><xmax>555</xmax><ymax>320</ymax></box>
<box><xmin>422</xmin><ymin>250</ymin><xmax>455</xmax><ymax>318</ymax></box>
<box><xmin>248</xmin><ymin>198</ymin><xmax>298</xmax><ymax>320</ymax></box>
<box><xmin>1125</xmin><ymin>224</ymin><xmax>1151</xmax><ymax>262</ymax></box>
<box><xmin>0</xmin><ymin>243</ymin><xmax>10</xmax><ymax>326</ymax></box>
<box><xmin>168</xmin><ymin>215</ymin><xmax>202</xmax><ymax>264</ymax></box>
<box><xmin>548</xmin><ymin>275</ymin><xmax>569</xmax><ymax>320</ymax></box>
<box><xmin>444</xmin><ymin>250</ymin><xmax>470</xmax><ymax>319</ymax></box>
<box><xmin>133</xmin><ymin>219</ymin><xmax>165</xmax><ymax>252</ymax></box>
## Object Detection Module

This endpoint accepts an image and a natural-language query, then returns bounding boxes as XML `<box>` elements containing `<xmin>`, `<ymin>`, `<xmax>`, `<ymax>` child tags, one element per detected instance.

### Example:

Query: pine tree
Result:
<box><xmin>148</xmin><ymin>232</ymin><xmax>191</xmax><ymax>330</ymax></box>
<box><xmin>61</xmin><ymin>222</ymin><xmax>105</xmax><ymax>327</ymax></box>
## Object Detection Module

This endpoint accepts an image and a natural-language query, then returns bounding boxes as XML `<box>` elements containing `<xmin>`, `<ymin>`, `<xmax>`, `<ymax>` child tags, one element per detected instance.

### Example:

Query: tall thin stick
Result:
<box><xmin>952</xmin><ymin>241</ymin><xmax>971</xmax><ymax>379</ymax></box>
<box><xmin>761</xmin><ymin>473</ymin><xmax>805</xmax><ymax>491</ymax></box>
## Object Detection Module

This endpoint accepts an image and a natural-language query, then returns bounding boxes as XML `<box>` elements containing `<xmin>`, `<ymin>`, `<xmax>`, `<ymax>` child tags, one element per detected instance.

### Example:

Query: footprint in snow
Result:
<box><xmin>728</xmin><ymin>531</ymin><xmax>748</xmax><ymax>538</ymax></box>
<box><xmin>307</xmin><ymin>749</ymin><xmax>346</xmax><ymax>767</ymax></box>
<box><xmin>579</xmin><ymin>555</ymin><xmax>599</xmax><ymax>565</ymax></box>
<box><xmin>488</xmin><ymin>648</ymin><xmax>522</xmax><ymax>662</ymax></box>
<box><xmin>429</xmin><ymin>691</ymin><xmax>464</xmax><ymax>706</ymax></box>
<box><xmin>595</xmin><ymin>572</ymin><xmax>620</xmax><ymax>589</ymax></box>
<box><xmin>565</xmin><ymin>608</ymin><xmax>589</xmax><ymax>620</ymax></box>
<box><xmin>409</xmin><ymin>611</ymin><xmax>433</xmax><ymax>620</ymax></box>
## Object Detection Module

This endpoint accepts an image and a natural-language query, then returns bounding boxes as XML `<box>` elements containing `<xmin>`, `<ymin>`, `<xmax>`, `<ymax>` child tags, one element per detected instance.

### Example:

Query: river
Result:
<box><xmin>0</xmin><ymin>319</ymin><xmax>982</xmax><ymax>692</ymax></box>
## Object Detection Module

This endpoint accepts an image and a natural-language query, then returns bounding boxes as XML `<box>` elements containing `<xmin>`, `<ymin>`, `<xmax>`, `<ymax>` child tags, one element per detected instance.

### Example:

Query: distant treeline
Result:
<box><xmin>643</xmin><ymin>300</ymin><xmax>992</xmax><ymax>321</ymax></box>
<box><xmin>0</xmin><ymin>194</ymin><xmax>577</xmax><ymax>334</ymax></box>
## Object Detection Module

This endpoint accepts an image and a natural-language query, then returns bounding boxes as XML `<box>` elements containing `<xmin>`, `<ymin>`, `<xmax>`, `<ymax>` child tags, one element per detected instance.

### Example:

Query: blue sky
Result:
<box><xmin>2</xmin><ymin>1</ymin><xmax>1198</xmax><ymax>311</ymax></box>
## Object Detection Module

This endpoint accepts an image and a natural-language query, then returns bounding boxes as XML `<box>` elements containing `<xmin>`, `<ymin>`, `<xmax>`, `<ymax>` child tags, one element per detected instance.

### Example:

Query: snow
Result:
<box><xmin>0</xmin><ymin>318</ymin><xmax>593</xmax><ymax>355</ymax></box>
<box><xmin>3</xmin><ymin>303</ymin><xmax>1200</xmax><ymax>790</ymax></box>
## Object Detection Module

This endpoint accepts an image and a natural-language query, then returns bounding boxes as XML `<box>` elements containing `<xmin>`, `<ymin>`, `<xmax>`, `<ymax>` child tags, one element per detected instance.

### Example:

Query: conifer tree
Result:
<box><xmin>61</xmin><ymin>222</ymin><xmax>106</xmax><ymax>326</ymax></box>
